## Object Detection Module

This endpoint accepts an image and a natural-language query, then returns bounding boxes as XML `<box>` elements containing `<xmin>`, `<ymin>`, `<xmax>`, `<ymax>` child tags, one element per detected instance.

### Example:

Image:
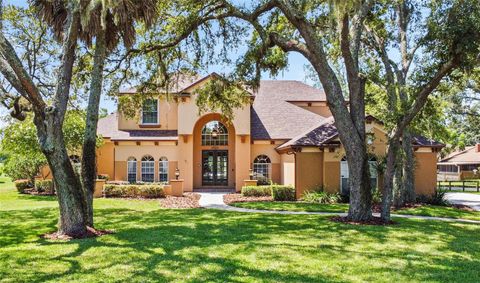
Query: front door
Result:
<box><xmin>202</xmin><ymin>150</ymin><xmax>228</xmax><ymax>186</ymax></box>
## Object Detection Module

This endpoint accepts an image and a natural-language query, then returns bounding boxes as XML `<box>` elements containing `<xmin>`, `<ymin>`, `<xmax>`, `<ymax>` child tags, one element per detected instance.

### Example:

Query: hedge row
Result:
<box><xmin>241</xmin><ymin>185</ymin><xmax>296</xmax><ymax>201</ymax></box>
<box><xmin>103</xmin><ymin>184</ymin><xmax>166</xmax><ymax>198</ymax></box>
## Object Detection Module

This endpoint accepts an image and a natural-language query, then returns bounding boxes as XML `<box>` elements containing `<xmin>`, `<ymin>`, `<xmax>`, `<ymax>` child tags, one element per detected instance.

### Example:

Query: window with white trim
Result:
<box><xmin>159</xmin><ymin>157</ymin><xmax>169</xmax><ymax>183</ymax></box>
<box><xmin>127</xmin><ymin>157</ymin><xmax>137</xmax><ymax>183</ymax></box>
<box><xmin>141</xmin><ymin>155</ymin><xmax>155</xmax><ymax>182</ymax></box>
<box><xmin>142</xmin><ymin>99</ymin><xmax>158</xmax><ymax>124</ymax></box>
<box><xmin>253</xmin><ymin>155</ymin><xmax>271</xmax><ymax>185</ymax></box>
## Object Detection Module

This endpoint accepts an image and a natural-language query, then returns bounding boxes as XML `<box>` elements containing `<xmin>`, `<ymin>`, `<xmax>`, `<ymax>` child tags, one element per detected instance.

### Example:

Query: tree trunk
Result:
<box><xmin>35</xmin><ymin>111</ymin><xmax>87</xmax><ymax>236</ymax></box>
<box><xmin>381</xmin><ymin>137</ymin><xmax>401</xmax><ymax>222</ymax></box>
<box><xmin>347</xmin><ymin>149</ymin><xmax>373</xmax><ymax>221</ymax></box>
<box><xmin>81</xmin><ymin>30</ymin><xmax>107</xmax><ymax>227</ymax></box>
<box><xmin>393</xmin><ymin>156</ymin><xmax>404</xmax><ymax>208</ymax></box>
<box><xmin>402</xmin><ymin>129</ymin><xmax>416</xmax><ymax>203</ymax></box>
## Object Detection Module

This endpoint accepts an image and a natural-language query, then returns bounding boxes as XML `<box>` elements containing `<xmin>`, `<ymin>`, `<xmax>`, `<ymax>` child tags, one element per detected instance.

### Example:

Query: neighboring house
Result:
<box><xmin>438</xmin><ymin>144</ymin><xmax>480</xmax><ymax>181</ymax></box>
<box><xmin>85</xmin><ymin>73</ymin><xmax>442</xmax><ymax>198</ymax></box>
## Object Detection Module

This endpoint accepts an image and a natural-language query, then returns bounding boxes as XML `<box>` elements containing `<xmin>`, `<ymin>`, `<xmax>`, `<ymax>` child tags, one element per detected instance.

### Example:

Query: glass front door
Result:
<box><xmin>202</xmin><ymin>150</ymin><xmax>228</xmax><ymax>186</ymax></box>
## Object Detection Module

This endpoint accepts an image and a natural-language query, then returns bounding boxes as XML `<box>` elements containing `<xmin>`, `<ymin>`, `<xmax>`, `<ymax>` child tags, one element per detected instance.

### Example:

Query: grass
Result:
<box><xmin>231</xmin><ymin>201</ymin><xmax>349</xmax><ymax>213</ymax></box>
<box><xmin>231</xmin><ymin>201</ymin><xmax>480</xmax><ymax>221</ymax></box>
<box><xmin>1</xmin><ymin>179</ymin><xmax>480</xmax><ymax>282</ymax></box>
<box><xmin>395</xmin><ymin>205</ymin><xmax>480</xmax><ymax>221</ymax></box>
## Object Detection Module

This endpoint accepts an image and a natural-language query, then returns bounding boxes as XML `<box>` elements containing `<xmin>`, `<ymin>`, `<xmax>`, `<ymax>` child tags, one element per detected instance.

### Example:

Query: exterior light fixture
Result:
<box><xmin>175</xmin><ymin>168</ymin><xmax>180</xmax><ymax>180</ymax></box>
<box><xmin>211</xmin><ymin>127</ymin><xmax>219</xmax><ymax>139</ymax></box>
<box><xmin>249</xmin><ymin>169</ymin><xmax>254</xmax><ymax>180</ymax></box>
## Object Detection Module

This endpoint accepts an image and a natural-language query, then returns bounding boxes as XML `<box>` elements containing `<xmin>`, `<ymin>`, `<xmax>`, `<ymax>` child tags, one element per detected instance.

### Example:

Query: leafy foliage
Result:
<box><xmin>416</xmin><ymin>190</ymin><xmax>447</xmax><ymax>206</ymax></box>
<box><xmin>302</xmin><ymin>191</ymin><xmax>341</xmax><ymax>204</ymax></box>
<box><xmin>35</xmin><ymin>179</ymin><xmax>54</xmax><ymax>195</ymax></box>
<box><xmin>271</xmin><ymin>185</ymin><xmax>296</xmax><ymax>201</ymax></box>
<box><xmin>13</xmin><ymin>179</ymin><xmax>31</xmax><ymax>193</ymax></box>
<box><xmin>241</xmin><ymin>186</ymin><xmax>272</xmax><ymax>197</ymax></box>
<box><xmin>3</xmin><ymin>155</ymin><xmax>45</xmax><ymax>184</ymax></box>
<box><xmin>103</xmin><ymin>184</ymin><xmax>166</xmax><ymax>198</ymax></box>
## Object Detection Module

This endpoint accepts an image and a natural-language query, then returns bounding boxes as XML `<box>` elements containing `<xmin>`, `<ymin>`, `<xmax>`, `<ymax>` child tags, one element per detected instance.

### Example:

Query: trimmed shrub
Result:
<box><xmin>416</xmin><ymin>190</ymin><xmax>447</xmax><ymax>206</ymax></box>
<box><xmin>103</xmin><ymin>184</ymin><xmax>165</xmax><ymax>198</ymax></box>
<box><xmin>271</xmin><ymin>185</ymin><xmax>296</xmax><ymax>201</ymax></box>
<box><xmin>241</xmin><ymin>185</ymin><xmax>272</xmax><ymax>197</ymax></box>
<box><xmin>302</xmin><ymin>191</ymin><xmax>341</xmax><ymax>204</ymax></box>
<box><xmin>14</xmin><ymin>179</ymin><xmax>31</xmax><ymax>193</ymax></box>
<box><xmin>97</xmin><ymin>174</ymin><xmax>109</xmax><ymax>180</ymax></box>
<box><xmin>35</xmin><ymin>179</ymin><xmax>54</xmax><ymax>194</ymax></box>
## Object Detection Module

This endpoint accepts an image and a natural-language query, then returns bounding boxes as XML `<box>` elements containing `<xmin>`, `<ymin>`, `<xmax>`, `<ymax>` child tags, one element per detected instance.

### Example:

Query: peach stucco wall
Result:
<box><xmin>97</xmin><ymin>139</ymin><xmax>115</xmax><ymax>179</ymax></box>
<box><xmin>118</xmin><ymin>98</ymin><xmax>178</xmax><ymax>130</ymax></box>
<box><xmin>414</xmin><ymin>151</ymin><xmax>438</xmax><ymax>196</ymax></box>
<box><xmin>295</xmin><ymin>151</ymin><xmax>324</xmax><ymax>199</ymax></box>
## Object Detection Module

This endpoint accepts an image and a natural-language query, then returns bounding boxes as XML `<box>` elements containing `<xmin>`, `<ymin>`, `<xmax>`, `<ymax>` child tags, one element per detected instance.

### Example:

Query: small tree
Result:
<box><xmin>3</xmin><ymin>154</ymin><xmax>45</xmax><ymax>185</ymax></box>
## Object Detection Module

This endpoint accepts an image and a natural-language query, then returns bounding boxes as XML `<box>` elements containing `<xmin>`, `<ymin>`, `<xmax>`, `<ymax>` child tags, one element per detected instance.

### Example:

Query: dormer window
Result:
<box><xmin>142</xmin><ymin>99</ymin><xmax>158</xmax><ymax>124</ymax></box>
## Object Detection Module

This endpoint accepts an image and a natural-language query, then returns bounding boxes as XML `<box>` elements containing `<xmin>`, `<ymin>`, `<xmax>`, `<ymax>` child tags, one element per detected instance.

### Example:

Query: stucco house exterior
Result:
<box><xmin>92</xmin><ymin>73</ymin><xmax>442</xmax><ymax>198</ymax></box>
<box><xmin>437</xmin><ymin>144</ymin><xmax>480</xmax><ymax>180</ymax></box>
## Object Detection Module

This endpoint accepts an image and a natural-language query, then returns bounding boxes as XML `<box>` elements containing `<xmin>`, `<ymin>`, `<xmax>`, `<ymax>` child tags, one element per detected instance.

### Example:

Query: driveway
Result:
<box><xmin>445</xmin><ymin>192</ymin><xmax>480</xmax><ymax>211</ymax></box>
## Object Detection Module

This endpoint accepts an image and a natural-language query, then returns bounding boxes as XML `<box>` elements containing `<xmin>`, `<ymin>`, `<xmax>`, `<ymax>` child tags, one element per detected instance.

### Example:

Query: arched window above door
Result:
<box><xmin>202</xmin><ymin>121</ymin><xmax>228</xmax><ymax>146</ymax></box>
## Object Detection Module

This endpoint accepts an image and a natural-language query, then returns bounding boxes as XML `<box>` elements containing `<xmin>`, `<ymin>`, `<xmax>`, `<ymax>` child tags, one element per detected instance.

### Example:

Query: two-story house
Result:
<box><xmin>94</xmin><ymin>73</ymin><xmax>443</xmax><ymax>198</ymax></box>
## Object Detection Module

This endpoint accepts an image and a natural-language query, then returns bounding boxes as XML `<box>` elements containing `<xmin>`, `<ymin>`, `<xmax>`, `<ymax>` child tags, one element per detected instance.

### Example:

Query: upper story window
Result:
<box><xmin>202</xmin><ymin>121</ymin><xmax>228</xmax><ymax>146</ymax></box>
<box><xmin>142</xmin><ymin>99</ymin><xmax>158</xmax><ymax>124</ymax></box>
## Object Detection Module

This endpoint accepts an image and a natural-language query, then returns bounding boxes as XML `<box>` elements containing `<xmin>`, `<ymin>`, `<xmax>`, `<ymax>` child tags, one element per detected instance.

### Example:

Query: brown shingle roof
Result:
<box><xmin>440</xmin><ymin>146</ymin><xmax>480</xmax><ymax>164</ymax></box>
<box><xmin>251</xmin><ymin>80</ymin><xmax>327</xmax><ymax>140</ymax></box>
<box><xmin>277</xmin><ymin>116</ymin><xmax>444</xmax><ymax>151</ymax></box>
<box><xmin>97</xmin><ymin>113</ymin><xmax>178</xmax><ymax>141</ymax></box>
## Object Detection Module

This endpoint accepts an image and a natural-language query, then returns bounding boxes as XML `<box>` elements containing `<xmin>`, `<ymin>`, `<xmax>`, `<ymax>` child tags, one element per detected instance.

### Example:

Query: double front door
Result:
<box><xmin>202</xmin><ymin>150</ymin><xmax>228</xmax><ymax>186</ymax></box>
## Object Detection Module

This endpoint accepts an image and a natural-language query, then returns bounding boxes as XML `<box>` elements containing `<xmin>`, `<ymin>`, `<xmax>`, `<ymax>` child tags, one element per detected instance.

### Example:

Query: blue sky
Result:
<box><xmin>3</xmin><ymin>0</ymin><xmax>315</xmax><ymax>115</ymax></box>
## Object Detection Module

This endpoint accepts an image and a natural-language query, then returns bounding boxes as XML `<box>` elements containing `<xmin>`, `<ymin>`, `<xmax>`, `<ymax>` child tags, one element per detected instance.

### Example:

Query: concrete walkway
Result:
<box><xmin>445</xmin><ymin>192</ymin><xmax>480</xmax><ymax>211</ymax></box>
<box><xmin>198</xmin><ymin>192</ymin><xmax>480</xmax><ymax>224</ymax></box>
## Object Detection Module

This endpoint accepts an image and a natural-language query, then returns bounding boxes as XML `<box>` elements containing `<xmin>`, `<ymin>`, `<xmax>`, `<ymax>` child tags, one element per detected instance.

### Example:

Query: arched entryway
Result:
<box><xmin>192</xmin><ymin>114</ymin><xmax>236</xmax><ymax>189</ymax></box>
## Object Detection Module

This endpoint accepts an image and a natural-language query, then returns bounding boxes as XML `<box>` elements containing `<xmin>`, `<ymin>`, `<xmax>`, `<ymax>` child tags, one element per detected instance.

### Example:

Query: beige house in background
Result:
<box><xmin>437</xmin><ymin>144</ymin><xmax>480</xmax><ymax>180</ymax></box>
<box><xmin>93</xmin><ymin>73</ymin><xmax>443</xmax><ymax>198</ymax></box>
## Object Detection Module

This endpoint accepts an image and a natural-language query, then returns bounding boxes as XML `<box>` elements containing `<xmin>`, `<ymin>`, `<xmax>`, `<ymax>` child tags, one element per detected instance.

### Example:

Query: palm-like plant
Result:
<box><xmin>33</xmin><ymin>0</ymin><xmax>159</xmax><ymax>228</ymax></box>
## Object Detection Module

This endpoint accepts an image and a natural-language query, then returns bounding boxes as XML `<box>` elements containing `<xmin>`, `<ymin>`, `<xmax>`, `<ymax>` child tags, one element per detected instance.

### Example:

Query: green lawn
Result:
<box><xmin>231</xmin><ymin>201</ymin><xmax>349</xmax><ymax>213</ymax></box>
<box><xmin>1</xmin><ymin>179</ymin><xmax>480</xmax><ymax>282</ymax></box>
<box><xmin>231</xmin><ymin>201</ymin><xmax>480</xmax><ymax>221</ymax></box>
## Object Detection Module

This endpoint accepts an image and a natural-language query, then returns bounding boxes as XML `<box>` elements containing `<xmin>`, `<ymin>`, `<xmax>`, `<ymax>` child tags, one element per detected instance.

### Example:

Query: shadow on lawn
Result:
<box><xmin>1</xmin><ymin>206</ymin><xmax>480</xmax><ymax>282</ymax></box>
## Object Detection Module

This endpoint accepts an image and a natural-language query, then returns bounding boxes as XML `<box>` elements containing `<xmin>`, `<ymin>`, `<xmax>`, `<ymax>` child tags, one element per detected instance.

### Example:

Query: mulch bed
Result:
<box><xmin>42</xmin><ymin>226</ymin><xmax>114</xmax><ymax>240</ymax></box>
<box><xmin>159</xmin><ymin>192</ymin><xmax>201</xmax><ymax>209</ymax></box>
<box><xmin>331</xmin><ymin>216</ymin><xmax>396</xmax><ymax>226</ymax></box>
<box><xmin>223</xmin><ymin>193</ymin><xmax>273</xmax><ymax>204</ymax></box>
<box><xmin>23</xmin><ymin>189</ymin><xmax>55</xmax><ymax>196</ymax></box>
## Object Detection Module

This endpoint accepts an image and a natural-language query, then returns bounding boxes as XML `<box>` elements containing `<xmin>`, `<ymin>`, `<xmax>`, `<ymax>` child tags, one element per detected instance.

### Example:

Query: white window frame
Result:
<box><xmin>253</xmin><ymin>155</ymin><xmax>272</xmax><ymax>183</ymax></box>
<box><xmin>141</xmin><ymin>155</ymin><xmax>155</xmax><ymax>183</ymax></box>
<box><xmin>127</xmin><ymin>157</ymin><xmax>137</xmax><ymax>183</ymax></box>
<box><xmin>141</xmin><ymin>99</ymin><xmax>160</xmax><ymax>125</ymax></box>
<box><xmin>159</xmin><ymin>156</ymin><xmax>169</xmax><ymax>183</ymax></box>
